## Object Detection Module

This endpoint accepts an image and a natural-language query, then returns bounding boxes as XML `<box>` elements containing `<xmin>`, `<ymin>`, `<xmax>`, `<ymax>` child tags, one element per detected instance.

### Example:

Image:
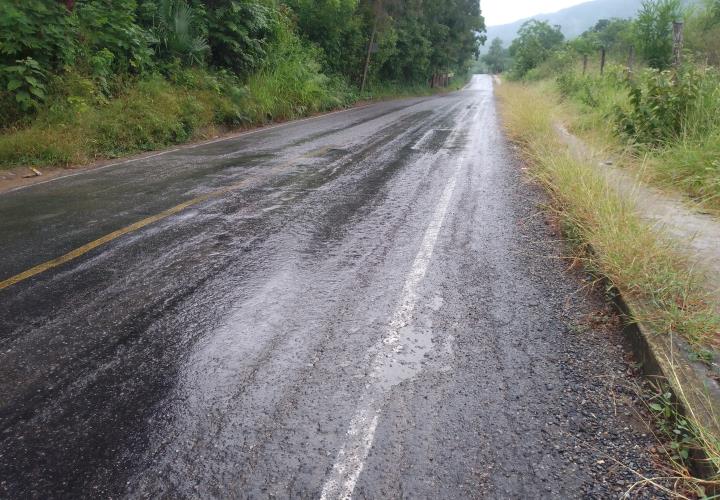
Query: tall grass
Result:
<box><xmin>242</xmin><ymin>20</ymin><xmax>356</xmax><ymax>124</ymax></box>
<box><xmin>0</xmin><ymin>74</ymin><xmax>234</xmax><ymax>168</ymax></box>
<box><xmin>0</xmin><ymin>61</ymin><xmax>465</xmax><ymax>171</ymax></box>
<box><xmin>553</xmin><ymin>62</ymin><xmax>720</xmax><ymax>212</ymax></box>
<box><xmin>496</xmin><ymin>80</ymin><xmax>720</xmax><ymax>347</ymax></box>
<box><xmin>0</xmin><ymin>57</ymin><xmax>355</xmax><ymax>170</ymax></box>
<box><xmin>0</xmin><ymin>17</ymin><xmax>360</xmax><ymax>171</ymax></box>
<box><xmin>497</xmin><ymin>79</ymin><xmax>720</xmax><ymax>488</ymax></box>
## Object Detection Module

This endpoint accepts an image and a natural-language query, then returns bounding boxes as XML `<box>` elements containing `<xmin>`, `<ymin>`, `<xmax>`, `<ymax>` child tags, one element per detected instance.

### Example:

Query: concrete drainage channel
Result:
<box><xmin>553</xmin><ymin>123</ymin><xmax>720</xmax><ymax>481</ymax></box>
<box><xmin>610</xmin><ymin>287</ymin><xmax>720</xmax><ymax>480</ymax></box>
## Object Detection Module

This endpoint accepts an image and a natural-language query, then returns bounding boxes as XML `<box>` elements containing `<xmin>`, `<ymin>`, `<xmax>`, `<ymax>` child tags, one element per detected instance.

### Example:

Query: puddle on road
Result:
<box><xmin>373</xmin><ymin>323</ymin><xmax>436</xmax><ymax>390</ymax></box>
<box><xmin>371</xmin><ymin>297</ymin><xmax>453</xmax><ymax>391</ymax></box>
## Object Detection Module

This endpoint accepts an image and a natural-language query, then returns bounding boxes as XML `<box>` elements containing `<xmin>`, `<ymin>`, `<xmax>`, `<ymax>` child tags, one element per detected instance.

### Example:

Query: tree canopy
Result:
<box><xmin>0</xmin><ymin>0</ymin><xmax>486</xmax><ymax>119</ymax></box>
<box><xmin>509</xmin><ymin>20</ymin><xmax>565</xmax><ymax>77</ymax></box>
<box><xmin>635</xmin><ymin>0</ymin><xmax>682</xmax><ymax>69</ymax></box>
<box><xmin>481</xmin><ymin>38</ymin><xmax>510</xmax><ymax>74</ymax></box>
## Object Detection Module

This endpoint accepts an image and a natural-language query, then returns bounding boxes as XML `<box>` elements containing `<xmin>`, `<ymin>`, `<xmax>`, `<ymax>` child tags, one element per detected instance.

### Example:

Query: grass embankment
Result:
<box><xmin>554</xmin><ymin>63</ymin><xmax>720</xmax><ymax>213</ymax></box>
<box><xmin>497</xmin><ymin>80</ymin><xmax>720</xmax><ymax>488</ymax></box>
<box><xmin>496</xmin><ymin>80</ymin><xmax>719</xmax><ymax>348</ymax></box>
<box><xmin>0</xmin><ymin>65</ymin><xmax>466</xmax><ymax>171</ymax></box>
<box><xmin>0</xmin><ymin>64</ymin><xmax>354</xmax><ymax>170</ymax></box>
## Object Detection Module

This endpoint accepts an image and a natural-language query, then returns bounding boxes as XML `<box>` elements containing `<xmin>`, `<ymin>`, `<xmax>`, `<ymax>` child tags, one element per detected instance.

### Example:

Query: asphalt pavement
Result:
<box><xmin>0</xmin><ymin>75</ymin><xmax>666</xmax><ymax>498</ymax></box>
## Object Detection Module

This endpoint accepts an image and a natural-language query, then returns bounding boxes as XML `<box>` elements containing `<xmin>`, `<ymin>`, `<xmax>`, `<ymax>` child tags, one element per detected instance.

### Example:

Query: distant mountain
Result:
<box><xmin>483</xmin><ymin>0</ymin><xmax>645</xmax><ymax>49</ymax></box>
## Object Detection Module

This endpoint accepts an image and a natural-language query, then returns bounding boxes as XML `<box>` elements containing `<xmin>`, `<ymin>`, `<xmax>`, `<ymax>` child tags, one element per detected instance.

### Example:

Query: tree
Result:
<box><xmin>576</xmin><ymin>18</ymin><xmax>634</xmax><ymax>55</ymax></box>
<box><xmin>283</xmin><ymin>0</ymin><xmax>367</xmax><ymax>79</ymax></box>
<box><xmin>481</xmin><ymin>38</ymin><xmax>509</xmax><ymax>74</ymax></box>
<box><xmin>151</xmin><ymin>0</ymin><xmax>209</xmax><ymax>65</ymax></box>
<box><xmin>284</xmin><ymin>0</ymin><xmax>486</xmax><ymax>86</ymax></box>
<box><xmin>420</xmin><ymin>0</ymin><xmax>486</xmax><ymax>79</ymax></box>
<box><xmin>508</xmin><ymin>19</ymin><xmax>564</xmax><ymax>78</ymax></box>
<box><xmin>634</xmin><ymin>0</ymin><xmax>682</xmax><ymax>69</ymax></box>
<box><xmin>685</xmin><ymin>0</ymin><xmax>720</xmax><ymax>65</ymax></box>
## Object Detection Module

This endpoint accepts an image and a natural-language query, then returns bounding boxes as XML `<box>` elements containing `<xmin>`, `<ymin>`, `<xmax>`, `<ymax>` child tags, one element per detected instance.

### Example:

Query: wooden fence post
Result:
<box><xmin>673</xmin><ymin>21</ymin><xmax>684</xmax><ymax>69</ymax></box>
<box><xmin>600</xmin><ymin>46</ymin><xmax>606</xmax><ymax>75</ymax></box>
<box><xmin>582</xmin><ymin>54</ymin><xmax>588</xmax><ymax>75</ymax></box>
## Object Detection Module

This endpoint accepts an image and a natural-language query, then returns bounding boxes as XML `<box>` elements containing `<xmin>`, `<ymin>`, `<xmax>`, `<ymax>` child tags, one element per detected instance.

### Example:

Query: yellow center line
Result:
<box><xmin>0</xmin><ymin>146</ymin><xmax>333</xmax><ymax>291</ymax></box>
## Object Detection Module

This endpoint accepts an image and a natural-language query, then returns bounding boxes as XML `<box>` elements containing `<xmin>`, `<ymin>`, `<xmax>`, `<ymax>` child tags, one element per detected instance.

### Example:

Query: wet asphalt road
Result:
<box><xmin>0</xmin><ymin>76</ymin><xmax>665</xmax><ymax>498</ymax></box>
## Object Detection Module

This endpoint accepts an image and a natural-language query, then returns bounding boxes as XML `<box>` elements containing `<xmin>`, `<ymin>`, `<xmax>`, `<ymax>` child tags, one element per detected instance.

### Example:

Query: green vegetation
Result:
<box><xmin>497</xmin><ymin>79</ymin><xmax>720</xmax><ymax>488</ymax></box>
<box><xmin>0</xmin><ymin>0</ymin><xmax>485</xmax><ymax>170</ymax></box>
<box><xmin>552</xmin><ymin>63</ymin><xmax>720</xmax><ymax>212</ymax></box>
<box><xmin>508</xmin><ymin>20</ymin><xmax>565</xmax><ymax>78</ymax></box>
<box><xmin>686</xmin><ymin>0</ymin><xmax>720</xmax><ymax>66</ymax></box>
<box><xmin>504</xmin><ymin>0</ymin><xmax>720</xmax><ymax>212</ymax></box>
<box><xmin>497</xmin><ymin>81</ymin><xmax>720</xmax><ymax>348</ymax></box>
<box><xmin>499</xmin><ymin>1</ymin><xmax>720</xmax><ymax>484</ymax></box>
<box><xmin>481</xmin><ymin>38</ymin><xmax>510</xmax><ymax>74</ymax></box>
<box><xmin>645</xmin><ymin>382</ymin><xmax>720</xmax><ymax>491</ymax></box>
<box><xmin>635</xmin><ymin>0</ymin><xmax>682</xmax><ymax>69</ymax></box>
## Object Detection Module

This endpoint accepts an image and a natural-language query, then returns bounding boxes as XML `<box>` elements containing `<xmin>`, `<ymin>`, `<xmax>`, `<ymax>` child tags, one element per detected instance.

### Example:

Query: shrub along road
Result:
<box><xmin>0</xmin><ymin>76</ymin><xmax>667</xmax><ymax>498</ymax></box>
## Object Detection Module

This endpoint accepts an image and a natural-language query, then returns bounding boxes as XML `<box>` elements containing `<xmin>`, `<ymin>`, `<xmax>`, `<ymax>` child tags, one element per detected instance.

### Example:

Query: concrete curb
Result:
<box><xmin>495</xmin><ymin>85</ymin><xmax>719</xmax><ymax>479</ymax></box>
<box><xmin>548</xmin><ymin>120</ymin><xmax>720</xmax><ymax>478</ymax></box>
<box><xmin>548</xmin><ymin>121</ymin><xmax>720</xmax><ymax>475</ymax></box>
<box><xmin>609</xmin><ymin>287</ymin><xmax>720</xmax><ymax>478</ymax></box>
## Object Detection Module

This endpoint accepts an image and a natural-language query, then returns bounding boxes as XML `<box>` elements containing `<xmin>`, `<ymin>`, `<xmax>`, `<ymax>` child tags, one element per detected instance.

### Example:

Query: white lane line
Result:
<box><xmin>410</xmin><ymin>129</ymin><xmax>434</xmax><ymax>151</ymax></box>
<box><xmin>319</xmin><ymin>137</ymin><xmax>465</xmax><ymax>500</ymax></box>
<box><xmin>320</xmin><ymin>405</ymin><xmax>380</xmax><ymax>500</ymax></box>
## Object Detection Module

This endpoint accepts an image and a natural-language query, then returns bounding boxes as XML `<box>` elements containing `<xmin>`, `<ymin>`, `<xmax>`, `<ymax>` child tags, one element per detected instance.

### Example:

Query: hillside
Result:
<box><xmin>484</xmin><ymin>0</ymin><xmax>645</xmax><ymax>47</ymax></box>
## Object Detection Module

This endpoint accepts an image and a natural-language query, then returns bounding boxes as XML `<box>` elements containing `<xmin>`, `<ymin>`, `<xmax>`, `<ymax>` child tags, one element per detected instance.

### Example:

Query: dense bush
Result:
<box><xmin>0</xmin><ymin>0</ymin><xmax>485</xmax><ymax>126</ymax></box>
<box><xmin>557</xmin><ymin>72</ymin><xmax>600</xmax><ymax>107</ymax></box>
<box><xmin>686</xmin><ymin>0</ymin><xmax>720</xmax><ymax>66</ymax></box>
<box><xmin>0</xmin><ymin>0</ymin><xmax>486</xmax><ymax>169</ymax></box>
<box><xmin>0</xmin><ymin>1</ymin><xmax>77</xmax><ymax>73</ymax></box>
<box><xmin>205</xmin><ymin>0</ymin><xmax>278</xmax><ymax>78</ymax></box>
<box><xmin>635</xmin><ymin>0</ymin><xmax>682</xmax><ymax>70</ymax></box>
<box><xmin>284</xmin><ymin>0</ymin><xmax>367</xmax><ymax>81</ymax></box>
<box><xmin>506</xmin><ymin>0</ymin><xmax>720</xmax><ymax>210</ymax></box>
<box><xmin>615</xmin><ymin>67</ymin><xmax>705</xmax><ymax>145</ymax></box>
<box><xmin>509</xmin><ymin>20</ymin><xmax>565</xmax><ymax>78</ymax></box>
<box><xmin>150</xmin><ymin>0</ymin><xmax>210</xmax><ymax>66</ymax></box>
<box><xmin>0</xmin><ymin>1</ymin><xmax>76</xmax><ymax>116</ymax></box>
<box><xmin>75</xmin><ymin>0</ymin><xmax>155</xmax><ymax>74</ymax></box>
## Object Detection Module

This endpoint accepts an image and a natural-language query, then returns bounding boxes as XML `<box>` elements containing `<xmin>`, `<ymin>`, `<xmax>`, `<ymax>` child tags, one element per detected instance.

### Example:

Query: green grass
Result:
<box><xmin>552</xmin><ymin>62</ymin><xmax>720</xmax><ymax>213</ymax></box>
<box><xmin>362</xmin><ymin>75</ymin><xmax>468</xmax><ymax>100</ymax></box>
<box><xmin>0</xmin><ymin>64</ymin><xmax>467</xmax><ymax>171</ymax></box>
<box><xmin>0</xmin><ymin>64</ymin><xmax>357</xmax><ymax>170</ymax></box>
<box><xmin>496</xmin><ymin>80</ymin><xmax>720</xmax><ymax>348</ymax></box>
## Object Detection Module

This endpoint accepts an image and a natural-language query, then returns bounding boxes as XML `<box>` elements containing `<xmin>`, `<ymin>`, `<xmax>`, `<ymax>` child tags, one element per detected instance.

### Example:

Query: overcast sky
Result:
<box><xmin>482</xmin><ymin>0</ymin><xmax>590</xmax><ymax>26</ymax></box>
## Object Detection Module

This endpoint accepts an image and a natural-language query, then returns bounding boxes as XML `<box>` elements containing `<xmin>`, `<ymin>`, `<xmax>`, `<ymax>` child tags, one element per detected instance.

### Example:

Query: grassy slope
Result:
<box><xmin>495</xmin><ymin>80</ymin><xmax>719</xmax><ymax>348</ymax></box>
<box><xmin>0</xmin><ymin>67</ymin><xmax>466</xmax><ymax>171</ymax></box>
<box><xmin>0</xmin><ymin>67</ymin><xmax>353</xmax><ymax>170</ymax></box>
<box><xmin>496</xmin><ymin>79</ymin><xmax>720</xmax><ymax>485</ymax></box>
<box><xmin>554</xmin><ymin>62</ymin><xmax>720</xmax><ymax>213</ymax></box>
